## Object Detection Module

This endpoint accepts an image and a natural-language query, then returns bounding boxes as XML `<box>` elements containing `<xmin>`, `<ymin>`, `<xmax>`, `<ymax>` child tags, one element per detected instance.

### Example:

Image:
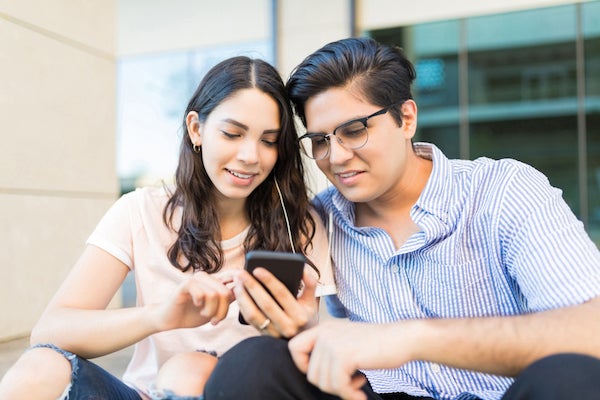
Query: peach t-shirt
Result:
<box><xmin>86</xmin><ymin>186</ymin><xmax>335</xmax><ymax>397</ymax></box>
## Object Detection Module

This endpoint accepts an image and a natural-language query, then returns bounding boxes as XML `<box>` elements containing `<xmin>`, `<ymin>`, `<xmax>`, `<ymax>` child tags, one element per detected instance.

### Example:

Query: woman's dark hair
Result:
<box><xmin>286</xmin><ymin>37</ymin><xmax>417</xmax><ymax>127</ymax></box>
<box><xmin>163</xmin><ymin>56</ymin><xmax>315</xmax><ymax>273</ymax></box>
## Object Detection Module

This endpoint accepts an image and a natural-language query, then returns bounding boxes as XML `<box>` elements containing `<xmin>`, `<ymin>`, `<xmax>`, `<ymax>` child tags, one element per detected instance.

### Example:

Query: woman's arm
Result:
<box><xmin>31</xmin><ymin>244</ymin><xmax>233</xmax><ymax>359</ymax></box>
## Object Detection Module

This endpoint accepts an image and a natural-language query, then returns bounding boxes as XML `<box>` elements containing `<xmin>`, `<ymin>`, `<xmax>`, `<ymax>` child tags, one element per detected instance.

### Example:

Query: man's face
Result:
<box><xmin>304</xmin><ymin>87</ymin><xmax>417</xmax><ymax>205</ymax></box>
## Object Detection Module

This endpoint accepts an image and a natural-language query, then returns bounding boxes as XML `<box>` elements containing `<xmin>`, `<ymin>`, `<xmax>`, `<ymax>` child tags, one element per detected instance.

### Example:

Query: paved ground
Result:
<box><xmin>1</xmin><ymin>275</ymin><xmax>137</xmax><ymax>381</ymax></box>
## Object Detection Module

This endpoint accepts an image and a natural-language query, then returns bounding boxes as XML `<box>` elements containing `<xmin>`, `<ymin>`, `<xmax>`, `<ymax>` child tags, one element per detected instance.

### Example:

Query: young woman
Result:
<box><xmin>0</xmin><ymin>56</ymin><xmax>334</xmax><ymax>400</ymax></box>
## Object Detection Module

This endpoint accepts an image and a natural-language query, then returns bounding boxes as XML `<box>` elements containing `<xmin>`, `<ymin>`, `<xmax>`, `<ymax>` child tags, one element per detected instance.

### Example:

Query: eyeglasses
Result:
<box><xmin>298</xmin><ymin>105</ymin><xmax>394</xmax><ymax>160</ymax></box>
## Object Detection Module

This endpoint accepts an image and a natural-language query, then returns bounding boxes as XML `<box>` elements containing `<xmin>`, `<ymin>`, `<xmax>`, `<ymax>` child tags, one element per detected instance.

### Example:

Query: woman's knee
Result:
<box><xmin>0</xmin><ymin>346</ymin><xmax>73</xmax><ymax>400</ymax></box>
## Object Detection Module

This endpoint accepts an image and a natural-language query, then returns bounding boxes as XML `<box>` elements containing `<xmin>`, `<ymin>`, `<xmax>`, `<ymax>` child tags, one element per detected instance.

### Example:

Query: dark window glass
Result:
<box><xmin>370</xmin><ymin>1</ymin><xmax>600</xmax><ymax>245</ymax></box>
<box><xmin>584</xmin><ymin>1</ymin><xmax>600</xmax><ymax>244</ymax></box>
<box><xmin>470</xmin><ymin>116</ymin><xmax>579</xmax><ymax>213</ymax></box>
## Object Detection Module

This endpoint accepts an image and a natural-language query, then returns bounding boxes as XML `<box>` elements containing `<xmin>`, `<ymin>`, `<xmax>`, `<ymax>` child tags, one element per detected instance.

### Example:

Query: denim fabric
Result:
<box><xmin>32</xmin><ymin>343</ymin><xmax>142</xmax><ymax>400</ymax></box>
<box><xmin>149</xmin><ymin>387</ymin><xmax>204</xmax><ymax>400</ymax></box>
<box><xmin>33</xmin><ymin>344</ymin><xmax>208</xmax><ymax>400</ymax></box>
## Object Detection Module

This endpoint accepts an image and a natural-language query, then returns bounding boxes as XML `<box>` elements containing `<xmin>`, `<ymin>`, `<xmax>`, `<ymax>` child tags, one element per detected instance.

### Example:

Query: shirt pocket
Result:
<box><xmin>407</xmin><ymin>256</ymin><xmax>508</xmax><ymax>318</ymax></box>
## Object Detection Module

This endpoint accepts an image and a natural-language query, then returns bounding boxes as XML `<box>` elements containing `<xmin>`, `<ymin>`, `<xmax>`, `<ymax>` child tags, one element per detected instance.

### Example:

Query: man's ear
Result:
<box><xmin>186</xmin><ymin>111</ymin><xmax>202</xmax><ymax>147</ymax></box>
<box><xmin>400</xmin><ymin>100</ymin><xmax>418</xmax><ymax>140</ymax></box>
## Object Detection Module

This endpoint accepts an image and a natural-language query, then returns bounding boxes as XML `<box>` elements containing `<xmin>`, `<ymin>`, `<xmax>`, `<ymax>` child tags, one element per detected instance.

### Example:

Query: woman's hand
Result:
<box><xmin>234</xmin><ymin>267</ymin><xmax>319</xmax><ymax>338</ymax></box>
<box><xmin>150</xmin><ymin>271</ymin><xmax>235</xmax><ymax>332</ymax></box>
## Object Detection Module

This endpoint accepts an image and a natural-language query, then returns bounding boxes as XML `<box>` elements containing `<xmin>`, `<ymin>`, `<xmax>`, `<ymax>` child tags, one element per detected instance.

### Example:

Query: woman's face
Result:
<box><xmin>192</xmin><ymin>88</ymin><xmax>280</xmax><ymax>202</ymax></box>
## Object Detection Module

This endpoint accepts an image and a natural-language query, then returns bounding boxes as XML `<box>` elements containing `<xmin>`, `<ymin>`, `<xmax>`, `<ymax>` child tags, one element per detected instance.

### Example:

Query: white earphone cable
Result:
<box><xmin>274</xmin><ymin>177</ymin><xmax>296</xmax><ymax>253</ymax></box>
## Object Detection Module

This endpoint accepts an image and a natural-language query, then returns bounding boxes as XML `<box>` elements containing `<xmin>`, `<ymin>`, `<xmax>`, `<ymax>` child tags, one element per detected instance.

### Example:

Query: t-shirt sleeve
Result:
<box><xmin>305</xmin><ymin>209</ymin><xmax>336</xmax><ymax>298</ymax></box>
<box><xmin>86</xmin><ymin>191</ymin><xmax>138</xmax><ymax>270</ymax></box>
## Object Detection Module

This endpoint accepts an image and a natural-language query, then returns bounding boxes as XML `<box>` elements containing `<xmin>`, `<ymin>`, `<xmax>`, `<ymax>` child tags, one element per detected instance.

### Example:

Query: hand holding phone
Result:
<box><xmin>238</xmin><ymin>250</ymin><xmax>306</xmax><ymax>325</ymax></box>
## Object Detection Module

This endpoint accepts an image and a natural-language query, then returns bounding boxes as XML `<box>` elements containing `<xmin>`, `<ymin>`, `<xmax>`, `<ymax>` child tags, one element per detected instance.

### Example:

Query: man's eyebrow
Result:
<box><xmin>222</xmin><ymin>118</ymin><xmax>280</xmax><ymax>135</ymax></box>
<box><xmin>304</xmin><ymin>115</ymin><xmax>367</xmax><ymax>137</ymax></box>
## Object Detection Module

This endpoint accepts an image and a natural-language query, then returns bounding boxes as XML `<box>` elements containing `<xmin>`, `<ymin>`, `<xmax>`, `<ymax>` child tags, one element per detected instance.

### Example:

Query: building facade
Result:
<box><xmin>1</xmin><ymin>0</ymin><xmax>597</xmax><ymax>341</ymax></box>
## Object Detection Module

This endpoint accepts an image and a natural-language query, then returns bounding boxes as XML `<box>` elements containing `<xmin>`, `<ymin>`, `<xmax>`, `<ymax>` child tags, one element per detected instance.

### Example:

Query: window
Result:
<box><xmin>370</xmin><ymin>1</ymin><xmax>600</xmax><ymax>244</ymax></box>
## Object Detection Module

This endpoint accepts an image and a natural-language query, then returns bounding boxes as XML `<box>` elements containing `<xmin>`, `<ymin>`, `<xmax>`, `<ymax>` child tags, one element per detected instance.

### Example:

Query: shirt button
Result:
<box><xmin>431</xmin><ymin>363</ymin><xmax>441</xmax><ymax>373</ymax></box>
<box><xmin>392</xmin><ymin>265</ymin><xmax>400</xmax><ymax>273</ymax></box>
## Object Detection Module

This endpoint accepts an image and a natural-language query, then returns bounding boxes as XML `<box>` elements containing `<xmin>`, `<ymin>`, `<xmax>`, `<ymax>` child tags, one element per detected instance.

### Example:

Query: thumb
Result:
<box><xmin>298</xmin><ymin>267</ymin><xmax>318</xmax><ymax>300</ymax></box>
<box><xmin>288</xmin><ymin>327</ymin><xmax>318</xmax><ymax>373</ymax></box>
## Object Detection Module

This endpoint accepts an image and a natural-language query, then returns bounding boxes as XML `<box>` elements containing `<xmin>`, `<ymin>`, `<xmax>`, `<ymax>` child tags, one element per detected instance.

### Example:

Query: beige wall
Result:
<box><xmin>117</xmin><ymin>0</ymin><xmax>272</xmax><ymax>56</ymax></box>
<box><xmin>0</xmin><ymin>1</ymin><xmax>118</xmax><ymax>341</ymax></box>
<box><xmin>278</xmin><ymin>0</ymin><xmax>352</xmax><ymax>195</ymax></box>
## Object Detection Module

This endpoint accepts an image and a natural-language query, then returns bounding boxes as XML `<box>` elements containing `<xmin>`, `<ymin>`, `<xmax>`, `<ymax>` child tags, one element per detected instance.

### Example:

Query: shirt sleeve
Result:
<box><xmin>86</xmin><ymin>191</ymin><xmax>138</xmax><ymax>270</ymax></box>
<box><xmin>500</xmin><ymin>162</ymin><xmax>600</xmax><ymax>311</ymax></box>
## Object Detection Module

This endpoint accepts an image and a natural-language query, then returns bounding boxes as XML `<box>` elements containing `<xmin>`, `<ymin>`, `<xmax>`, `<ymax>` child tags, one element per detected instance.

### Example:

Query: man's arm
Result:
<box><xmin>289</xmin><ymin>296</ymin><xmax>600</xmax><ymax>398</ymax></box>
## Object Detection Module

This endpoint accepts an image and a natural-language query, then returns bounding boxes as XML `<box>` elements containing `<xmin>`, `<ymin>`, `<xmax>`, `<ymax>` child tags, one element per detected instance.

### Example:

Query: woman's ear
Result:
<box><xmin>400</xmin><ymin>100</ymin><xmax>418</xmax><ymax>140</ymax></box>
<box><xmin>186</xmin><ymin>111</ymin><xmax>202</xmax><ymax>147</ymax></box>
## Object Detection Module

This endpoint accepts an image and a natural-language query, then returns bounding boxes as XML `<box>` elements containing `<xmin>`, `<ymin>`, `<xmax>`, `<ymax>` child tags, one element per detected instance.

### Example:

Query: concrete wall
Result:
<box><xmin>0</xmin><ymin>1</ymin><xmax>118</xmax><ymax>341</ymax></box>
<box><xmin>117</xmin><ymin>0</ymin><xmax>272</xmax><ymax>56</ymax></box>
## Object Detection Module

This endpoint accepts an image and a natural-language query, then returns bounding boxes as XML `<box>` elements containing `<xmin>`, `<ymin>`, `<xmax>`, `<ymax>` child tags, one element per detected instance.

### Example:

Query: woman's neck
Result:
<box><xmin>216</xmin><ymin>198</ymin><xmax>250</xmax><ymax>240</ymax></box>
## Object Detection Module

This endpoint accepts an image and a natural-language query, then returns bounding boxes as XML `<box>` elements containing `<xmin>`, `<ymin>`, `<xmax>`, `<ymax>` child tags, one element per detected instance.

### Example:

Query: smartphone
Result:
<box><xmin>238</xmin><ymin>250</ymin><xmax>306</xmax><ymax>325</ymax></box>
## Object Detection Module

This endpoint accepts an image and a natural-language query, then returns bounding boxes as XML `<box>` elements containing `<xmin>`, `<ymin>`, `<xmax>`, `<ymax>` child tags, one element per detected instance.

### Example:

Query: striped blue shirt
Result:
<box><xmin>315</xmin><ymin>142</ymin><xmax>600</xmax><ymax>400</ymax></box>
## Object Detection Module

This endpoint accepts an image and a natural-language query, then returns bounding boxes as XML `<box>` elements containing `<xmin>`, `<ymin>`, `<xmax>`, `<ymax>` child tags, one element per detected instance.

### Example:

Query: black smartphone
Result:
<box><xmin>238</xmin><ymin>250</ymin><xmax>306</xmax><ymax>325</ymax></box>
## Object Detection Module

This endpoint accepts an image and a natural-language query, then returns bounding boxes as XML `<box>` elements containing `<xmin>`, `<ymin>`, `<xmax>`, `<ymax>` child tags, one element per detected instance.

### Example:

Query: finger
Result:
<box><xmin>196</xmin><ymin>274</ymin><xmax>235</xmax><ymax>325</ymax></box>
<box><xmin>233</xmin><ymin>274</ymin><xmax>276</xmax><ymax>334</ymax></box>
<box><xmin>252</xmin><ymin>267</ymin><xmax>297</xmax><ymax>304</ymax></box>
<box><xmin>248</xmin><ymin>269</ymin><xmax>301</xmax><ymax>335</ymax></box>
<box><xmin>187</xmin><ymin>276</ymin><xmax>229</xmax><ymax>319</ymax></box>
<box><xmin>298</xmin><ymin>267</ymin><xmax>317</xmax><ymax>302</ymax></box>
<box><xmin>348</xmin><ymin>372</ymin><xmax>368</xmax><ymax>398</ymax></box>
<box><xmin>212</xmin><ymin>270</ymin><xmax>236</xmax><ymax>286</ymax></box>
<box><xmin>288</xmin><ymin>328</ymin><xmax>318</xmax><ymax>373</ymax></box>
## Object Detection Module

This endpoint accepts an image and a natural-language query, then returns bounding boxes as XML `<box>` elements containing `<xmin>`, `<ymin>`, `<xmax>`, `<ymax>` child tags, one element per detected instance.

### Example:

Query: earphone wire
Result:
<box><xmin>274</xmin><ymin>177</ymin><xmax>296</xmax><ymax>253</ymax></box>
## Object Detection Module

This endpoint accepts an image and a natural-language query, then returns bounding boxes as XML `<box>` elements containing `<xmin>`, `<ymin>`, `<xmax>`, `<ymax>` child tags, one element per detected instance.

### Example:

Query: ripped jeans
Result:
<box><xmin>33</xmin><ymin>344</ymin><xmax>202</xmax><ymax>400</ymax></box>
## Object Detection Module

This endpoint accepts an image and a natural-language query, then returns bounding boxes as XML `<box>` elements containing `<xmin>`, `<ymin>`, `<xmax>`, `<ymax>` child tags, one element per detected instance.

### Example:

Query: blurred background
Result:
<box><xmin>1</xmin><ymin>0</ymin><xmax>599</xmax><ymax>343</ymax></box>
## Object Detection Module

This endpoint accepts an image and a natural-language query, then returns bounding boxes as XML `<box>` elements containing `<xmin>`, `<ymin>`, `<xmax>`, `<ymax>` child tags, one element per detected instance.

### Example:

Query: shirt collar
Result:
<box><xmin>325</xmin><ymin>142</ymin><xmax>455</xmax><ymax>233</ymax></box>
<box><xmin>412</xmin><ymin>142</ymin><xmax>453</xmax><ymax>225</ymax></box>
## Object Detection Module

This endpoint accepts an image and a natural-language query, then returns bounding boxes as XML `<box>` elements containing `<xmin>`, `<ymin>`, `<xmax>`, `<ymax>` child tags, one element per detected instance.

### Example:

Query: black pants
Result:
<box><xmin>204</xmin><ymin>336</ymin><xmax>600</xmax><ymax>400</ymax></box>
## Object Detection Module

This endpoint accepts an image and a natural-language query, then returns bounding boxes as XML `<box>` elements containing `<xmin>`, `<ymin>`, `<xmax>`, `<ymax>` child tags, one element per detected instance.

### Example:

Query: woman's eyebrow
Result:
<box><xmin>262</xmin><ymin>129</ymin><xmax>281</xmax><ymax>135</ymax></box>
<box><xmin>222</xmin><ymin>118</ymin><xmax>280</xmax><ymax>135</ymax></box>
<box><xmin>222</xmin><ymin>118</ymin><xmax>248</xmax><ymax>130</ymax></box>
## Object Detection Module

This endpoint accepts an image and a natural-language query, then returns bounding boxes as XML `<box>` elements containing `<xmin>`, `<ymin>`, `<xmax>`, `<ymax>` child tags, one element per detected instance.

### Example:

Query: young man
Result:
<box><xmin>204</xmin><ymin>37</ymin><xmax>600</xmax><ymax>400</ymax></box>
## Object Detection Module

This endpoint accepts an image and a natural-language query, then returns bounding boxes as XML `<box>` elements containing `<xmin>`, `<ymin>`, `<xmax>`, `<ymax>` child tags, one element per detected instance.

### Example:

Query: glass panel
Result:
<box><xmin>470</xmin><ymin>116</ymin><xmax>579</xmax><ymax>213</ymax></box>
<box><xmin>117</xmin><ymin>41</ymin><xmax>272</xmax><ymax>194</ymax></box>
<box><xmin>468</xmin><ymin>41</ymin><xmax>577</xmax><ymax>106</ymax></box>
<box><xmin>467</xmin><ymin>4</ymin><xmax>578</xmax><ymax>107</ymax></box>
<box><xmin>584</xmin><ymin>0</ymin><xmax>600</xmax><ymax>245</ymax></box>
<box><xmin>414</xmin><ymin>125</ymin><xmax>460</xmax><ymax>159</ymax></box>
<box><xmin>467</xmin><ymin>5</ymin><xmax>576</xmax><ymax>50</ymax></box>
<box><xmin>587</xmin><ymin>113</ymin><xmax>600</xmax><ymax>245</ymax></box>
<box><xmin>370</xmin><ymin>22</ymin><xmax>460</xmax><ymax>158</ymax></box>
<box><xmin>468</xmin><ymin>5</ymin><xmax>580</xmax><ymax>214</ymax></box>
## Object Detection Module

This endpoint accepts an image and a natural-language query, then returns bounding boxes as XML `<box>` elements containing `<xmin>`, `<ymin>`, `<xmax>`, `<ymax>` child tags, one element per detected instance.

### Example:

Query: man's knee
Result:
<box><xmin>214</xmin><ymin>336</ymin><xmax>291</xmax><ymax>375</ymax></box>
<box><xmin>503</xmin><ymin>353</ymin><xmax>600</xmax><ymax>400</ymax></box>
<box><xmin>204</xmin><ymin>336</ymin><xmax>298</xmax><ymax>399</ymax></box>
<box><xmin>0</xmin><ymin>346</ymin><xmax>73</xmax><ymax>399</ymax></box>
